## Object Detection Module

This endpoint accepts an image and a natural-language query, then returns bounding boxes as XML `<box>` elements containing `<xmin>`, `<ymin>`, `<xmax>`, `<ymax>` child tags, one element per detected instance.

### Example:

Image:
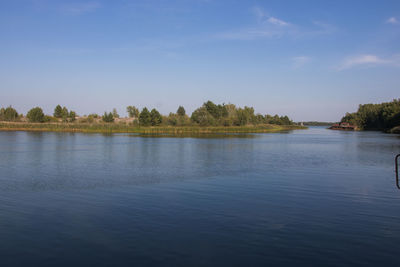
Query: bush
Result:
<box><xmin>0</xmin><ymin>106</ymin><xmax>19</xmax><ymax>121</ymax></box>
<box><xmin>27</xmin><ymin>107</ymin><xmax>45</xmax><ymax>122</ymax></box>
<box><xmin>166</xmin><ymin>113</ymin><xmax>178</xmax><ymax>126</ymax></box>
<box><xmin>69</xmin><ymin>111</ymin><xmax>76</xmax><ymax>122</ymax></box>
<box><xmin>102</xmin><ymin>112</ymin><xmax>114</xmax><ymax>123</ymax></box>
<box><xmin>44</xmin><ymin>115</ymin><xmax>58</xmax><ymax>122</ymax></box>
<box><xmin>191</xmin><ymin>106</ymin><xmax>216</xmax><ymax>126</ymax></box>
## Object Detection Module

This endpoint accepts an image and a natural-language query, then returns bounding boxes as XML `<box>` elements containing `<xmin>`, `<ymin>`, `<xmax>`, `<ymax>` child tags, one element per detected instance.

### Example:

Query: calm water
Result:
<box><xmin>1</xmin><ymin>127</ymin><xmax>400</xmax><ymax>266</ymax></box>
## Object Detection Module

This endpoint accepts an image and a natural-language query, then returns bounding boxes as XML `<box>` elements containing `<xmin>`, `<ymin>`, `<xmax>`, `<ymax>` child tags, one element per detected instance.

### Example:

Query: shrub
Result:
<box><xmin>69</xmin><ymin>111</ymin><xmax>76</xmax><ymax>122</ymax></box>
<box><xmin>27</xmin><ymin>107</ymin><xmax>45</xmax><ymax>122</ymax></box>
<box><xmin>0</xmin><ymin>106</ymin><xmax>19</xmax><ymax>121</ymax></box>
<box><xmin>44</xmin><ymin>115</ymin><xmax>58</xmax><ymax>122</ymax></box>
<box><xmin>102</xmin><ymin>112</ymin><xmax>114</xmax><ymax>123</ymax></box>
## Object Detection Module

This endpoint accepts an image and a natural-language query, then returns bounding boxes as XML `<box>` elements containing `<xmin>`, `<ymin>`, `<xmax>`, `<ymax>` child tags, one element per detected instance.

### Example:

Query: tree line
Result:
<box><xmin>340</xmin><ymin>99</ymin><xmax>400</xmax><ymax>130</ymax></box>
<box><xmin>0</xmin><ymin>101</ymin><xmax>294</xmax><ymax>126</ymax></box>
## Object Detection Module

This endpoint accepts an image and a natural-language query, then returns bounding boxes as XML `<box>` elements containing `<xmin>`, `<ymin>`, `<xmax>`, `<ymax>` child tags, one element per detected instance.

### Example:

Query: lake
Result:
<box><xmin>0</xmin><ymin>127</ymin><xmax>400</xmax><ymax>266</ymax></box>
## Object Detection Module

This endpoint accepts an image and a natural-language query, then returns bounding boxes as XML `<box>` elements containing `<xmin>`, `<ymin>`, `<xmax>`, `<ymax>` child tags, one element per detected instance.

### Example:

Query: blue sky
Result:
<box><xmin>0</xmin><ymin>0</ymin><xmax>399</xmax><ymax>121</ymax></box>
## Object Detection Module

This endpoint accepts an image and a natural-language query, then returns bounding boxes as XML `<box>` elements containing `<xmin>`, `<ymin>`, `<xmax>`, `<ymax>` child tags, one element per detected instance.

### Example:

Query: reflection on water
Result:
<box><xmin>122</xmin><ymin>132</ymin><xmax>261</xmax><ymax>138</ymax></box>
<box><xmin>0</xmin><ymin>127</ymin><xmax>400</xmax><ymax>266</ymax></box>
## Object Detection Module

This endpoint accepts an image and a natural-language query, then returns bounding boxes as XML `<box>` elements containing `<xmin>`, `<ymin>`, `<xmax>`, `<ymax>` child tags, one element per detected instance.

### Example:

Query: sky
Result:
<box><xmin>0</xmin><ymin>0</ymin><xmax>399</xmax><ymax>121</ymax></box>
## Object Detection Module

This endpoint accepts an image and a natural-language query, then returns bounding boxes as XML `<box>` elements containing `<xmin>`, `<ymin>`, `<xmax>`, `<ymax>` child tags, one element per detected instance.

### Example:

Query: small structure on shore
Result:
<box><xmin>329</xmin><ymin>122</ymin><xmax>357</xmax><ymax>131</ymax></box>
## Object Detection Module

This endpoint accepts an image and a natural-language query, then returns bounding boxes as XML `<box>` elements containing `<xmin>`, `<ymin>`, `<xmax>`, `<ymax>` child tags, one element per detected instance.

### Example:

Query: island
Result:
<box><xmin>0</xmin><ymin>101</ymin><xmax>306</xmax><ymax>134</ymax></box>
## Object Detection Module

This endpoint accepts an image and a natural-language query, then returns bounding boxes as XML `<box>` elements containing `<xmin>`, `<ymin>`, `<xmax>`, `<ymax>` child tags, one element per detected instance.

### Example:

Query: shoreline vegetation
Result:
<box><xmin>339</xmin><ymin>99</ymin><xmax>400</xmax><ymax>133</ymax></box>
<box><xmin>0</xmin><ymin>122</ymin><xmax>305</xmax><ymax>134</ymax></box>
<box><xmin>0</xmin><ymin>101</ymin><xmax>306</xmax><ymax>134</ymax></box>
<box><xmin>303</xmin><ymin>121</ymin><xmax>337</xmax><ymax>126</ymax></box>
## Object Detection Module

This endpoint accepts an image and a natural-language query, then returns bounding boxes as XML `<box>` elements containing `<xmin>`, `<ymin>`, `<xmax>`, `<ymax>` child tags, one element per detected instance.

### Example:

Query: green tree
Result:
<box><xmin>234</xmin><ymin>106</ymin><xmax>254</xmax><ymax>126</ymax></box>
<box><xmin>69</xmin><ymin>111</ymin><xmax>77</xmax><ymax>122</ymax></box>
<box><xmin>235</xmin><ymin>108</ymin><xmax>248</xmax><ymax>126</ymax></box>
<box><xmin>112</xmin><ymin>108</ymin><xmax>119</xmax><ymax>118</ymax></box>
<box><xmin>61</xmin><ymin>107</ymin><xmax>69</xmax><ymax>122</ymax></box>
<box><xmin>166</xmin><ymin>112</ymin><xmax>178</xmax><ymax>126</ymax></box>
<box><xmin>27</xmin><ymin>107</ymin><xmax>45</xmax><ymax>122</ymax></box>
<box><xmin>102</xmin><ymin>112</ymin><xmax>114</xmax><ymax>123</ymax></box>
<box><xmin>177</xmin><ymin>106</ymin><xmax>186</xmax><ymax>116</ymax></box>
<box><xmin>204</xmin><ymin>100</ymin><xmax>228</xmax><ymax>119</ymax></box>
<box><xmin>0</xmin><ymin>106</ymin><xmax>19</xmax><ymax>121</ymax></box>
<box><xmin>86</xmin><ymin>114</ymin><xmax>99</xmax><ymax>123</ymax></box>
<box><xmin>340</xmin><ymin>99</ymin><xmax>400</xmax><ymax>130</ymax></box>
<box><xmin>150</xmin><ymin>108</ymin><xmax>162</xmax><ymax>126</ymax></box>
<box><xmin>139</xmin><ymin>107</ymin><xmax>151</xmax><ymax>126</ymax></box>
<box><xmin>126</xmin><ymin>106</ymin><xmax>139</xmax><ymax>118</ymax></box>
<box><xmin>280</xmin><ymin>115</ymin><xmax>292</xmax><ymax>125</ymax></box>
<box><xmin>254</xmin><ymin>114</ymin><xmax>265</xmax><ymax>125</ymax></box>
<box><xmin>191</xmin><ymin>106</ymin><xmax>215</xmax><ymax>126</ymax></box>
<box><xmin>53</xmin><ymin>105</ymin><xmax>63</xmax><ymax>118</ymax></box>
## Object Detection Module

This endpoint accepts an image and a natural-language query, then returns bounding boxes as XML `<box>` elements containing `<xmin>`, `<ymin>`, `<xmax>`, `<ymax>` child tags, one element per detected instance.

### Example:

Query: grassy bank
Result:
<box><xmin>0</xmin><ymin>122</ymin><xmax>307</xmax><ymax>134</ymax></box>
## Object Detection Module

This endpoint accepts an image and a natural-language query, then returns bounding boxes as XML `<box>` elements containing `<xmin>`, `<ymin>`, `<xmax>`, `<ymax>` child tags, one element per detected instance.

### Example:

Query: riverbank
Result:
<box><xmin>0</xmin><ymin>122</ymin><xmax>306</xmax><ymax>134</ymax></box>
<box><xmin>389</xmin><ymin>126</ymin><xmax>400</xmax><ymax>134</ymax></box>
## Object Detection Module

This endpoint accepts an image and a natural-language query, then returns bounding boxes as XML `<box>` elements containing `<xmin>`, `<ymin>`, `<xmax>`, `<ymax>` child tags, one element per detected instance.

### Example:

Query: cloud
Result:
<box><xmin>251</xmin><ymin>7</ymin><xmax>289</xmax><ymax>26</ymax></box>
<box><xmin>338</xmin><ymin>54</ymin><xmax>400</xmax><ymax>70</ymax></box>
<box><xmin>267</xmin><ymin>17</ymin><xmax>289</xmax><ymax>26</ymax></box>
<box><xmin>251</xmin><ymin>6</ymin><xmax>266</xmax><ymax>22</ymax></box>
<box><xmin>292</xmin><ymin>56</ymin><xmax>311</xmax><ymax>68</ymax></box>
<box><xmin>216</xmin><ymin>7</ymin><xmax>334</xmax><ymax>41</ymax></box>
<box><xmin>61</xmin><ymin>2</ymin><xmax>101</xmax><ymax>15</ymax></box>
<box><xmin>386</xmin><ymin>17</ymin><xmax>399</xmax><ymax>24</ymax></box>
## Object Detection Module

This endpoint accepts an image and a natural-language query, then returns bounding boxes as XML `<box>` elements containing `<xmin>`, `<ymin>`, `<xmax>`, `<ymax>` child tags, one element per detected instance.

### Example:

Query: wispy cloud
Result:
<box><xmin>386</xmin><ymin>17</ymin><xmax>399</xmax><ymax>24</ymax></box>
<box><xmin>60</xmin><ymin>2</ymin><xmax>101</xmax><ymax>15</ymax></box>
<box><xmin>251</xmin><ymin>6</ymin><xmax>289</xmax><ymax>26</ymax></box>
<box><xmin>338</xmin><ymin>54</ymin><xmax>400</xmax><ymax>70</ymax></box>
<box><xmin>292</xmin><ymin>56</ymin><xmax>311</xmax><ymax>69</ymax></box>
<box><xmin>267</xmin><ymin>17</ymin><xmax>289</xmax><ymax>26</ymax></box>
<box><xmin>216</xmin><ymin>7</ymin><xmax>334</xmax><ymax>41</ymax></box>
<box><xmin>251</xmin><ymin>6</ymin><xmax>265</xmax><ymax>22</ymax></box>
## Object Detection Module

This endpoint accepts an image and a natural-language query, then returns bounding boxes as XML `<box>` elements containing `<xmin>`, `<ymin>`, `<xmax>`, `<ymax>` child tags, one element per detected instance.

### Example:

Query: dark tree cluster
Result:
<box><xmin>138</xmin><ymin>107</ymin><xmax>163</xmax><ymax>126</ymax></box>
<box><xmin>54</xmin><ymin>105</ymin><xmax>76</xmax><ymax>122</ymax></box>
<box><xmin>0</xmin><ymin>106</ymin><xmax>19</xmax><ymax>121</ymax></box>
<box><xmin>126</xmin><ymin>106</ymin><xmax>139</xmax><ymax>118</ymax></box>
<box><xmin>340</xmin><ymin>99</ymin><xmax>400</xmax><ymax>130</ymax></box>
<box><xmin>102</xmin><ymin>112</ymin><xmax>115</xmax><ymax>123</ymax></box>
<box><xmin>27</xmin><ymin>107</ymin><xmax>45</xmax><ymax>122</ymax></box>
<box><xmin>189</xmin><ymin>101</ymin><xmax>293</xmax><ymax>126</ymax></box>
<box><xmin>164</xmin><ymin>106</ymin><xmax>190</xmax><ymax>126</ymax></box>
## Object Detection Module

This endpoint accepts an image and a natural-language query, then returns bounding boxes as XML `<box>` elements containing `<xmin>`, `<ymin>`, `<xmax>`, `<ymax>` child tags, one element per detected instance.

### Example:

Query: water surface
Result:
<box><xmin>1</xmin><ymin>127</ymin><xmax>400</xmax><ymax>266</ymax></box>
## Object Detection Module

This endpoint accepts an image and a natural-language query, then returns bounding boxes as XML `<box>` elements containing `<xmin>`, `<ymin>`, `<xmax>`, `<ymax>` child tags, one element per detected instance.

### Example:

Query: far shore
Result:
<box><xmin>0</xmin><ymin>122</ymin><xmax>307</xmax><ymax>134</ymax></box>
